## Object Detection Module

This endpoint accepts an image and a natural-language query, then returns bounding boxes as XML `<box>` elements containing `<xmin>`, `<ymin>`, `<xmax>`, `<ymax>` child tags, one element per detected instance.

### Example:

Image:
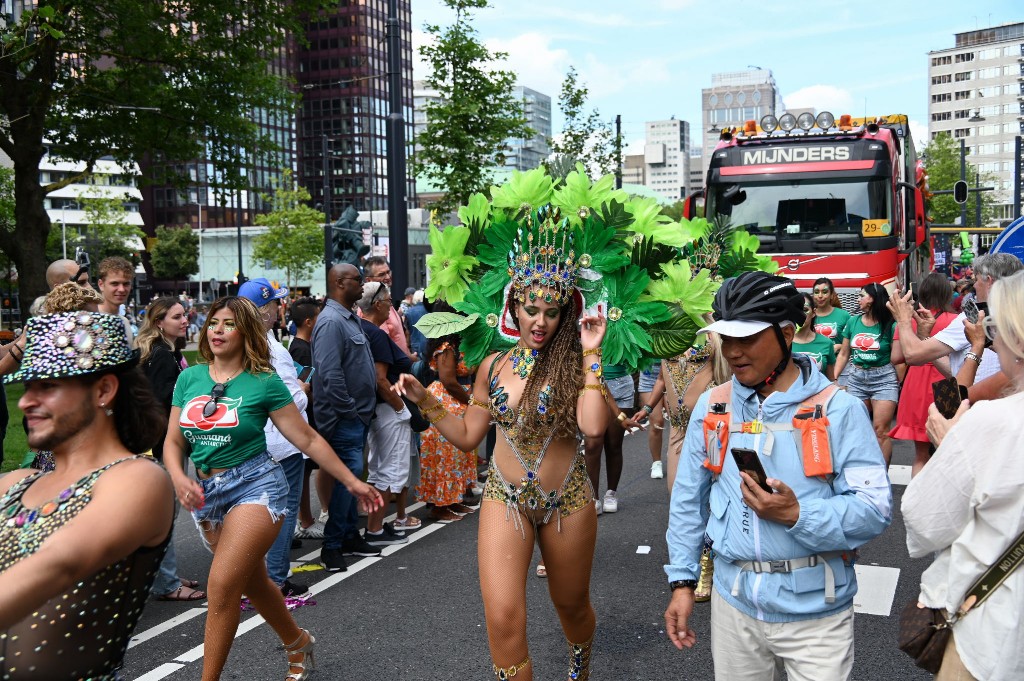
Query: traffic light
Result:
<box><xmin>953</xmin><ymin>180</ymin><xmax>968</xmax><ymax>204</ymax></box>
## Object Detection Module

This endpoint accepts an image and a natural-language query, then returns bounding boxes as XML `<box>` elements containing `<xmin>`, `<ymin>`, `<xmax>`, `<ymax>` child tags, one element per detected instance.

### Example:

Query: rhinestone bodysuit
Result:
<box><xmin>482</xmin><ymin>352</ymin><xmax>593</xmax><ymax>533</ymax></box>
<box><xmin>0</xmin><ymin>457</ymin><xmax>168</xmax><ymax>680</ymax></box>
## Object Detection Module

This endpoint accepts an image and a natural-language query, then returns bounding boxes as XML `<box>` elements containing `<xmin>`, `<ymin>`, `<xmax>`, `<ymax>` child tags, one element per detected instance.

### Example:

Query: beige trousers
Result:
<box><xmin>710</xmin><ymin>589</ymin><xmax>855</xmax><ymax>681</ymax></box>
<box><xmin>935</xmin><ymin>634</ymin><xmax>979</xmax><ymax>681</ymax></box>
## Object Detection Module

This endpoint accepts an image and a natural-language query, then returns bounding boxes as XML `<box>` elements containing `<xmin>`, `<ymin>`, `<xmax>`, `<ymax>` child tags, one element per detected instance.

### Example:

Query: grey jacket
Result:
<box><xmin>311</xmin><ymin>298</ymin><xmax>377</xmax><ymax>434</ymax></box>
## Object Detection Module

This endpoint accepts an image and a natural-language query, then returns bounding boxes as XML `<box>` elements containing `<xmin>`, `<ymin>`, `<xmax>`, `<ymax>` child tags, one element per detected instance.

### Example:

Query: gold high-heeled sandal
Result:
<box><xmin>695</xmin><ymin>546</ymin><xmax>714</xmax><ymax>603</ymax></box>
<box><xmin>567</xmin><ymin>631</ymin><xmax>594</xmax><ymax>680</ymax></box>
<box><xmin>493</xmin><ymin>655</ymin><xmax>530</xmax><ymax>679</ymax></box>
<box><xmin>284</xmin><ymin>629</ymin><xmax>316</xmax><ymax>681</ymax></box>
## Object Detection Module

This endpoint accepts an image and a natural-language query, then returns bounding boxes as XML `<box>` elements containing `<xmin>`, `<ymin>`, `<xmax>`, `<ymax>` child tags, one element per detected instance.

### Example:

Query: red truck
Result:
<box><xmin>687</xmin><ymin>113</ymin><xmax>928</xmax><ymax>307</ymax></box>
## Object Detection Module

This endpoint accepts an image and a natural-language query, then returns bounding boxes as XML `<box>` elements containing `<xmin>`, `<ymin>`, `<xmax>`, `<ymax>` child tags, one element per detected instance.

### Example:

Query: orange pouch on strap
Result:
<box><xmin>792</xmin><ymin>408</ymin><xmax>833</xmax><ymax>477</ymax></box>
<box><xmin>702</xmin><ymin>412</ymin><xmax>729</xmax><ymax>474</ymax></box>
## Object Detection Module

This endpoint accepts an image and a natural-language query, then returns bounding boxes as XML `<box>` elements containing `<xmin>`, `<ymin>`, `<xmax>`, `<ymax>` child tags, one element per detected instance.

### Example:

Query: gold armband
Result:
<box><xmin>578</xmin><ymin>383</ymin><xmax>607</xmax><ymax>397</ymax></box>
<box><xmin>468</xmin><ymin>395</ymin><xmax>489</xmax><ymax>410</ymax></box>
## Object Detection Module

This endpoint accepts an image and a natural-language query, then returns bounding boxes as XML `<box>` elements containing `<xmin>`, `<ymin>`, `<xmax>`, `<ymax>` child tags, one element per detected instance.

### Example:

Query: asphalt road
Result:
<box><xmin>121</xmin><ymin>434</ymin><xmax>933</xmax><ymax>681</ymax></box>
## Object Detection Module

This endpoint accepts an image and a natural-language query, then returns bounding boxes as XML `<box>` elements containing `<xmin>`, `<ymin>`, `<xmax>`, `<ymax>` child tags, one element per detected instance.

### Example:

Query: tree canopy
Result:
<box><xmin>251</xmin><ymin>169</ymin><xmax>325</xmax><ymax>290</ymax></box>
<box><xmin>414</xmin><ymin>0</ymin><xmax>531</xmax><ymax>217</ymax></box>
<box><xmin>0</xmin><ymin>0</ymin><xmax>325</xmax><ymax>318</ymax></box>
<box><xmin>150</xmin><ymin>226</ymin><xmax>198</xmax><ymax>287</ymax></box>
<box><xmin>921</xmin><ymin>132</ymin><xmax>997</xmax><ymax>227</ymax></box>
<box><xmin>547</xmin><ymin>67</ymin><xmax>617</xmax><ymax>179</ymax></box>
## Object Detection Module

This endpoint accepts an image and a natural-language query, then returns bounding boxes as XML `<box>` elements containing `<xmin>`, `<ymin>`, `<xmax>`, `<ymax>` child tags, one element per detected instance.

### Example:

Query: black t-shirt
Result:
<box><xmin>287</xmin><ymin>337</ymin><xmax>315</xmax><ymax>430</ymax></box>
<box><xmin>360</xmin><ymin>318</ymin><xmax>412</xmax><ymax>386</ymax></box>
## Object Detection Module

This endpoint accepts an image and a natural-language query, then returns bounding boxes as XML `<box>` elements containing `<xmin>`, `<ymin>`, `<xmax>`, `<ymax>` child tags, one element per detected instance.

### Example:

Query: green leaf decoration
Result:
<box><xmin>644</xmin><ymin>262</ymin><xmax>716</xmax><ymax>327</ymax></box>
<box><xmin>575</xmin><ymin>216</ymin><xmax>629</xmax><ymax>273</ymax></box>
<box><xmin>678</xmin><ymin>216</ymin><xmax>711</xmax><ymax>245</ymax></box>
<box><xmin>475</xmin><ymin>215</ymin><xmax>519</xmax><ymax>270</ymax></box>
<box><xmin>626</xmin><ymin>196</ymin><xmax>687</xmax><ymax>247</ymax></box>
<box><xmin>454</xmin><ymin>287</ymin><xmax>514</xmax><ymax>368</ymax></box>
<box><xmin>602</xmin><ymin>268</ymin><xmax>671</xmax><ymax>370</ymax></box>
<box><xmin>424</xmin><ymin>225</ymin><xmax>479</xmax><ymax>304</ymax></box>
<box><xmin>551</xmin><ymin>164</ymin><xmax>628</xmax><ymax>225</ymax></box>
<box><xmin>414</xmin><ymin>311</ymin><xmax>480</xmax><ymax>338</ymax></box>
<box><xmin>648</xmin><ymin>305</ymin><xmax>703</xmax><ymax>359</ymax></box>
<box><xmin>459</xmin><ymin>192</ymin><xmax>492</xmax><ymax>255</ymax></box>
<box><xmin>490</xmin><ymin>168</ymin><xmax>555</xmax><ymax>213</ymax></box>
<box><xmin>730</xmin><ymin>229</ymin><xmax>761</xmax><ymax>254</ymax></box>
<box><xmin>630</xmin><ymin>234</ymin><xmax>678</xmax><ymax>280</ymax></box>
<box><xmin>717</xmin><ymin>247</ymin><xmax>762</xmax><ymax>280</ymax></box>
<box><xmin>597</xmin><ymin>199</ymin><xmax>634</xmax><ymax>233</ymax></box>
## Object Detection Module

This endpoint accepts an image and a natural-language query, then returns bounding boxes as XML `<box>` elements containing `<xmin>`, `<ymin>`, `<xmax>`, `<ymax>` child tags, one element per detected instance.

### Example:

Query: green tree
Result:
<box><xmin>922</xmin><ymin>133</ymin><xmax>998</xmax><ymax>227</ymax></box>
<box><xmin>0</xmin><ymin>0</ymin><xmax>324</xmax><ymax>320</ymax></box>
<box><xmin>415</xmin><ymin>0</ymin><xmax>532</xmax><ymax>216</ymax></box>
<box><xmin>150</xmin><ymin>226</ymin><xmax>199</xmax><ymax>294</ymax></box>
<box><xmin>77</xmin><ymin>194</ymin><xmax>146</xmax><ymax>266</ymax></box>
<box><xmin>547</xmin><ymin>67</ymin><xmax>617</xmax><ymax>179</ymax></box>
<box><xmin>251</xmin><ymin>170</ymin><xmax>325</xmax><ymax>290</ymax></box>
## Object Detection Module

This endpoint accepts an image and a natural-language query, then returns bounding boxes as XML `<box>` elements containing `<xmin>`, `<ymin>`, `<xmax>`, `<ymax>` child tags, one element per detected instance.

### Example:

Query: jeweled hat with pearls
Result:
<box><xmin>4</xmin><ymin>312</ymin><xmax>137</xmax><ymax>384</ymax></box>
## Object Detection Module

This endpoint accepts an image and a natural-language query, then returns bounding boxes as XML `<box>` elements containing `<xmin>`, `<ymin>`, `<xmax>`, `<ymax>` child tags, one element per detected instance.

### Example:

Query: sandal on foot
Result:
<box><xmin>180</xmin><ymin>577</ymin><xmax>200</xmax><ymax>589</ymax></box>
<box><xmin>536</xmin><ymin>563</ymin><xmax>547</xmax><ymax>578</ymax></box>
<box><xmin>430</xmin><ymin>508</ymin><xmax>464</xmax><ymax>523</ymax></box>
<box><xmin>158</xmin><ymin>585</ymin><xmax>206</xmax><ymax>601</ymax></box>
<box><xmin>392</xmin><ymin>516</ymin><xmax>422</xmax><ymax>530</ymax></box>
<box><xmin>450</xmin><ymin>503</ymin><xmax>477</xmax><ymax>515</ymax></box>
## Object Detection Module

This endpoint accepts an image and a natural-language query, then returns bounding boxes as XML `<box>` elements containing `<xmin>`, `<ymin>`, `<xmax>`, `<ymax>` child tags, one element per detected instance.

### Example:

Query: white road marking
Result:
<box><xmin>136</xmin><ymin>502</ymin><xmax>442</xmax><ymax>679</ymax></box>
<box><xmin>129</xmin><ymin>607</ymin><xmax>208</xmax><ymax>649</ymax></box>
<box><xmin>853</xmin><ymin>564</ymin><xmax>901</xmax><ymax>616</ymax></box>
<box><xmin>133</xmin><ymin>663</ymin><xmax>185</xmax><ymax>680</ymax></box>
<box><xmin>888</xmin><ymin>465</ymin><xmax>912</xmax><ymax>487</ymax></box>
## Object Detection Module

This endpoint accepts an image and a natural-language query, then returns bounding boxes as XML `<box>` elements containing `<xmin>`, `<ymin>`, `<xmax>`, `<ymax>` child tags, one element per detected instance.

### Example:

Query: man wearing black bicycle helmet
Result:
<box><xmin>665</xmin><ymin>271</ymin><xmax>891</xmax><ymax>679</ymax></box>
<box><xmin>701</xmin><ymin>271</ymin><xmax>807</xmax><ymax>392</ymax></box>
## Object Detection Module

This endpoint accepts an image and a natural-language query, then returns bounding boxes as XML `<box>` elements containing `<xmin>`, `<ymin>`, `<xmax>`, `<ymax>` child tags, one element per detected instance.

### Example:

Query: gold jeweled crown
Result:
<box><xmin>507</xmin><ymin>206</ymin><xmax>580</xmax><ymax>306</ymax></box>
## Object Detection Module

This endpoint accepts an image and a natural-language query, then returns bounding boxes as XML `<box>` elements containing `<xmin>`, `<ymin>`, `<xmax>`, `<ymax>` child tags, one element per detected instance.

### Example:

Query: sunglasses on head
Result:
<box><xmin>69</xmin><ymin>265</ymin><xmax>89</xmax><ymax>286</ymax></box>
<box><xmin>370</xmin><ymin>283</ymin><xmax>387</xmax><ymax>305</ymax></box>
<box><xmin>202</xmin><ymin>382</ymin><xmax>226</xmax><ymax>418</ymax></box>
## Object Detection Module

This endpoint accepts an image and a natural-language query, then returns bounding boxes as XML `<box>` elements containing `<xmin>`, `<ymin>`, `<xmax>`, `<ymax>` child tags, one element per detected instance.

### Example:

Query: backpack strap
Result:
<box><xmin>702</xmin><ymin>383</ymin><xmax>733</xmax><ymax>474</ymax></box>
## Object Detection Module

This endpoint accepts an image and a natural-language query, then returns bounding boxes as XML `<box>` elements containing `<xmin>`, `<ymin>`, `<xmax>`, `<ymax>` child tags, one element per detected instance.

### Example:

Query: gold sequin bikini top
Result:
<box><xmin>0</xmin><ymin>457</ymin><xmax>169</xmax><ymax>680</ymax></box>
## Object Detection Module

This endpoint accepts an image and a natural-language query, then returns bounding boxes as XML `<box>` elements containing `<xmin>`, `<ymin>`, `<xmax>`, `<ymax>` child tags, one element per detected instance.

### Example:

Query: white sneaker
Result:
<box><xmin>595</xmin><ymin>499</ymin><xmax>603</xmax><ymax>516</ymax></box>
<box><xmin>295</xmin><ymin>520</ymin><xmax>325</xmax><ymax>539</ymax></box>
<box><xmin>603</xmin><ymin>490</ymin><xmax>618</xmax><ymax>513</ymax></box>
<box><xmin>318</xmin><ymin>510</ymin><xmax>329</xmax><ymax>524</ymax></box>
<box><xmin>650</xmin><ymin>460</ymin><xmax>664</xmax><ymax>479</ymax></box>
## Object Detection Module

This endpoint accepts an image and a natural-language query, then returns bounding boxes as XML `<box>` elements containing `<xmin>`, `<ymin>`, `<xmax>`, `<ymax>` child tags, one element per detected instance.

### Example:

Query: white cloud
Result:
<box><xmin>485</xmin><ymin>32</ymin><xmax>572</xmax><ymax>97</ymax></box>
<box><xmin>624</xmin><ymin>137</ymin><xmax>646</xmax><ymax>156</ymax></box>
<box><xmin>909</xmin><ymin>119</ymin><xmax>929</xmax><ymax>149</ymax></box>
<box><xmin>783</xmin><ymin>85</ymin><xmax>855</xmax><ymax>115</ymax></box>
<box><xmin>411</xmin><ymin>29</ymin><xmax>435</xmax><ymax>81</ymax></box>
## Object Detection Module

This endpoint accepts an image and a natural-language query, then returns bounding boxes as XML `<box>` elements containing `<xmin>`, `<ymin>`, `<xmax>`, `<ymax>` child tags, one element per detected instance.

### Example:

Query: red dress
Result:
<box><xmin>889</xmin><ymin>311</ymin><xmax>956</xmax><ymax>443</ymax></box>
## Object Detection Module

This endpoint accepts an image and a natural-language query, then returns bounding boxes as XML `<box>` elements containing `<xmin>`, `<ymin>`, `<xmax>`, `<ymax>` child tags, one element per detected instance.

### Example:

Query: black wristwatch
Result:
<box><xmin>670</xmin><ymin>579</ymin><xmax>698</xmax><ymax>592</ymax></box>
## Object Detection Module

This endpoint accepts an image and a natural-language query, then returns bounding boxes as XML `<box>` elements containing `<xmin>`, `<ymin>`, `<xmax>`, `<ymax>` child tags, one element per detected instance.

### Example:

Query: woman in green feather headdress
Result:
<box><xmin>398</xmin><ymin>166</ymin><xmax>776</xmax><ymax>680</ymax></box>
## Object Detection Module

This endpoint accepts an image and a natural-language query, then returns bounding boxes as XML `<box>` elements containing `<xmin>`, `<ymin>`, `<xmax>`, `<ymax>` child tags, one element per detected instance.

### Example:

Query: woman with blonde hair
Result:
<box><xmin>136</xmin><ymin>296</ymin><xmax>206</xmax><ymax>601</ymax></box>
<box><xmin>163</xmin><ymin>296</ymin><xmax>382</xmax><ymax>681</ymax></box>
<box><xmin>903</xmin><ymin>269</ymin><xmax>1024</xmax><ymax>681</ymax></box>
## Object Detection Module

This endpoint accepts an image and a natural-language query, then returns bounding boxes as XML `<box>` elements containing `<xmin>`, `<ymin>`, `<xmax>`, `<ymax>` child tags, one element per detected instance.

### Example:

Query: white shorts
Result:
<box><xmin>367</xmin><ymin>403</ymin><xmax>414</xmax><ymax>493</ymax></box>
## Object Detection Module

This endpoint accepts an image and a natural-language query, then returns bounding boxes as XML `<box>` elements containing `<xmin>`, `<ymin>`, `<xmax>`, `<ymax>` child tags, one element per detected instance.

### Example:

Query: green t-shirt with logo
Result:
<box><xmin>172</xmin><ymin>365</ymin><xmax>294</xmax><ymax>473</ymax></box>
<box><xmin>792</xmin><ymin>333</ymin><xmax>837</xmax><ymax>371</ymax></box>
<box><xmin>842</xmin><ymin>315</ymin><xmax>896</xmax><ymax>368</ymax></box>
<box><xmin>813</xmin><ymin>308</ymin><xmax>851</xmax><ymax>344</ymax></box>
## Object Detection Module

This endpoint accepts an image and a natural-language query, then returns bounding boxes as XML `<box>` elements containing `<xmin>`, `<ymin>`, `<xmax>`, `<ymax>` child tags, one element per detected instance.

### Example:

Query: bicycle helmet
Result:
<box><xmin>700</xmin><ymin>271</ymin><xmax>806</xmax><ymax>389</ymax></box>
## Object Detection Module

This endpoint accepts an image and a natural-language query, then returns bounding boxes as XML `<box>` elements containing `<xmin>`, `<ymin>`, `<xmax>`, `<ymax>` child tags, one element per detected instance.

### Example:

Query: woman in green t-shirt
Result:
<box><xmin>792</xmin><ymin>293</ymin><xmax>836</xmax><ymax>380</ymax></box>
<box><xmin>163</xmin><ymin>296</ymin><xmax>383</xmax><ymax>681</ymax></box>
<box><xmin>834</xmin><ymin>283</ymin><xmax>900</xmax><ymax>465</ymax></box>
<box><xmin>811</xmin><ymin>277</ymin><xmax>851</xmax><ymax>353</ymax></box>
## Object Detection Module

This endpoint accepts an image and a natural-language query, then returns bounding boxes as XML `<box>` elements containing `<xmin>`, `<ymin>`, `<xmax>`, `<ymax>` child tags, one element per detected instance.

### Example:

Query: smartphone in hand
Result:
<box><xmin>297</xmin><ymin>365</ymin><xmax>315</xmax><ymax>382</ymax></box>
<box><xmin>731</xmin><ymin>448</ymin><xmax>773</xmax><ymax>494</ymax></box>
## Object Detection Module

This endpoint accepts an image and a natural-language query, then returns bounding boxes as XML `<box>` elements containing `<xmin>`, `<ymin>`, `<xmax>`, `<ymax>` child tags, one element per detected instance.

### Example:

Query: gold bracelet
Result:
<box><xmin>584</xmin><ymin>360</ymin><xmax>603</xmax><ymax>378</ymax></box>
<box><xmin>421</xmin><ymin>404</ymin><xmax>446</xmax><ymax>419</ymax></box>
<box><xmin>468</xmin><ymin>395</ymin><xmax>489</xmax><ymax>410</ymax></box>
<box><xmin>416</xmin><ymin>395</ymin><xmax>436</xmax><ymax>409</ymax></box>
<box><xmin>617</xmin><ymin>412</ymin><xmax>627</xmax><ymax>423</ymax></box>
<box><xmin>428</xmin><ymin>410</ymin><xmax>448</xmax><ymax>425</ymax></box>
<box><xmin>582</xmin><ymin>348</ymin><xmax>602</xmax><ymax>358</ymax></box>
<box><xmin>578</xmin><ymin>383</ymin><xmax>607</xmax><ymax>398</ymax></box>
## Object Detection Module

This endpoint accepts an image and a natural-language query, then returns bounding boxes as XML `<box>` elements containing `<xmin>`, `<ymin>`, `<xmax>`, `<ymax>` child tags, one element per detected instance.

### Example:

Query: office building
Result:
<box><xmin>927</xmin><ymin>21</ymin><xmax>1024</xmax><ymax>224</ymax></box>
<box><xmin>622</xmin><ymin>153</ymin><xmax>645</xmax><ymax>186</ymax></box>
<box><xmin>701</xmin><ymin>69</ymin><xmax>784</xmax><ymax>173</ymax></box>
<box><xmin>644</xmin><ymin>118</ymin><xmax>691</xmax><ymax>202</ymax></box>
<box><xmin>505</xmin><ymin>86</ymin><xmax>551</xmax><ymax>171</ymax></box>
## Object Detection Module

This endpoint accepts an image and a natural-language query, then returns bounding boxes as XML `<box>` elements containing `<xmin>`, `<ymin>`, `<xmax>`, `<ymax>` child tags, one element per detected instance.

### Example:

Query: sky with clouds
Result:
<box><xmin>412</xmin><ymin>1</ymin><xmax>1022</xmax><ymax>157</ymax></box>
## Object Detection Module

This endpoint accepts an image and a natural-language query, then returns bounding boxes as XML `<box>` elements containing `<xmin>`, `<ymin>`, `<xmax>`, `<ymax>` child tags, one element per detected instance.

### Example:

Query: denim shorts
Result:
<box><xmin>638</xmin><ymin>363</ymin><xmax>661</xmax><ymax>393</ymax></box>
<box><xmin>606</xmin><ymin>375</ymin><xmax>635</xmax><ymax>408</ymax></box>
<box><xmin>844</xmin><ymin>364</ymin><xmax>899</xmax><ymax>403</ymax></box>
<box><xmin>192</xmin><ymin>452</ymin><xmax>288</xmax><ymax>547</ymax></box>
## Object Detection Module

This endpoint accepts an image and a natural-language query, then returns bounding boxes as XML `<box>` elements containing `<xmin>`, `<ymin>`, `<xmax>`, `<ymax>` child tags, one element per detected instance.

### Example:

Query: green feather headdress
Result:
<box><xmin>418</xmin><ymin>166</ymin><xmax>776</xmax><ymax>371</ymax></box>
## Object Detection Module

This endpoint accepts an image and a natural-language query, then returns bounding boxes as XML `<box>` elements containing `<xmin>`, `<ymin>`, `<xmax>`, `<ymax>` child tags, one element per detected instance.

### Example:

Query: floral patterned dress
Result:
<box><xmin>416</xmin><ymin>342</ymin><xmax>477</xmax><ymax>506</ymax></box>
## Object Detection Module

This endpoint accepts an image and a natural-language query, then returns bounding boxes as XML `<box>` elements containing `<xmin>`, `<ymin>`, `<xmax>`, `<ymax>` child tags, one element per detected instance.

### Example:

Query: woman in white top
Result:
<box><xmin>902</xmin><ymin>269</ymin><xmax>1024</xmax><ymax>681</ymax></box>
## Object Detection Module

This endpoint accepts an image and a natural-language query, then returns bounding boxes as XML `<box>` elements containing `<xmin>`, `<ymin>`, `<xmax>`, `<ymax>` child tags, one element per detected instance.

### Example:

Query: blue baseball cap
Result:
<box><xmin>238</xmin><ymin>278</ymin><xmax>288</xmax><ymax>307</ymax></box>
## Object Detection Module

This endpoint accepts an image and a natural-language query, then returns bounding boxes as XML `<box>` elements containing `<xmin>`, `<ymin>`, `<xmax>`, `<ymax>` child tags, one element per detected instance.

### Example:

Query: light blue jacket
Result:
<box><xmin>665</xmin><ymin>356</ymin><xmax>892</xmax><ymax>622</ymax></box>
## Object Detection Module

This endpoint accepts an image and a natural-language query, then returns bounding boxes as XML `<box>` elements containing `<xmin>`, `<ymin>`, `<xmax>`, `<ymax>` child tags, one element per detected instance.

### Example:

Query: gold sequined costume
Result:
<box><xmin>0</xmin><ymin>458</ymin><xmax>168</xmax><ymax>680</ymax></box>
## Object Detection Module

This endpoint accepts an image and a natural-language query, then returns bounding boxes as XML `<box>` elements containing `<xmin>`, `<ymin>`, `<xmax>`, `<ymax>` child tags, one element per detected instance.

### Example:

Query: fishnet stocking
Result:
<box><xmin>477</xmin><ymin>498</ymin><xmax>597</xmax><ymax>680</ymax></box>
<box><xmin>199</xmin><ymin>504</ymin><xmax>302</xmax><ymax>681</ymax></box>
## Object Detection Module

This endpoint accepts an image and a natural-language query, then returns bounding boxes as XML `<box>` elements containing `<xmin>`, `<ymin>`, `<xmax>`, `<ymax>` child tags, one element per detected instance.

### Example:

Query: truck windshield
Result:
<box><xmin>709</xmin><ymin>177</ymin><xmax>891</xmax><ymax>240</ymax></box>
